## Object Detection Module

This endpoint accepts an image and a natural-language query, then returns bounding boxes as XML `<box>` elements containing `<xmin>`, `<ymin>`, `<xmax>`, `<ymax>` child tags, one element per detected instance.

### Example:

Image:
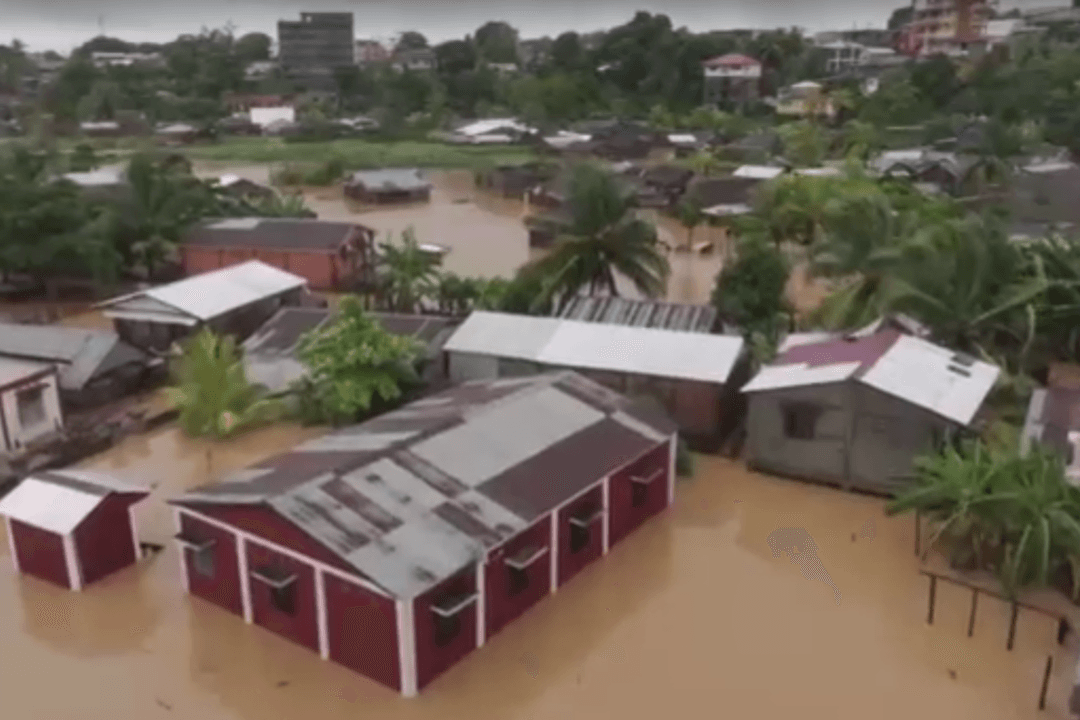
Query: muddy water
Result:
<box><xmin>1</xmin><ymin>444</ymin><xmax>1074</xmax><ymax>719</ymax></box>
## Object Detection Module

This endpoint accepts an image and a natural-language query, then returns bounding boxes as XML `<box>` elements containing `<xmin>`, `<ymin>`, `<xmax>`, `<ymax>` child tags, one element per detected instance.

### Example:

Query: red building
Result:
<box><xmin>169</xmin><ymin>371</ymin><xmax>676</xmax><ymax>696</ymax></box>
<box><xmin>0</xmin><ymin>470</ymin><xmax>149</xmax><ymax>591</ymax></box>
<box><xmin>179</xmin><ymin>218</ymin><xmax>376</xmax><ymax>291</ymax></box>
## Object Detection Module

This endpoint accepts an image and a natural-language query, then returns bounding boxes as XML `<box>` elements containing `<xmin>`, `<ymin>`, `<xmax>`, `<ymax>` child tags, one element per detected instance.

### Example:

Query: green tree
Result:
<box><xmin>165</xmin><ymin>328</ymin><xmax>282</xmax><ymax>439</ymax></box>
<box><xmin>296</xmin><ymin>296</ymin><xmax>423</xmax><ymax>424</ymax></box>
<box><xmin>525</xmin><ymin>164</ymin><xmax>670</xmax><ymax>310</ymax></box>
<box><xmin>395</xmin><ymin>32</ymin><xmax>429</xmax><ymax>53</ymax></box>
<box><xmin>474</xmin><ymin>21</ymin><xmax>520</xmax><ymax>64</ymax></box>
<box><xmin>235</xmin><ymin>32</ymin><xmax>272</xmax><ymax>63</ymax></box>
<box><xmin>778</xmin><ymin>120</ymin><xmax>827</xmax><ymax>167</ymax></box>
<box><xmin>674</xmin><ymin>198</ymin><xmax>704</xmax><ymax>251</ymax></box>
<box><xmin>376</xmin><ymin>227</ymin><xmax>442</xmax><ymax>313</ymax></box>
<box><xmin>711</xmin><ymin>237</ymin><xmax>791</xmax><ymax>358</ymax></box>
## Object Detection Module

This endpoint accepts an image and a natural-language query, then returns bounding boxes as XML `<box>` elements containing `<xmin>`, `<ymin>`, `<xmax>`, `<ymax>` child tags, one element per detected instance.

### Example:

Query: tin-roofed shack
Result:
<box><xmin>97</xmin><ymin>261</ymin><xmax>310</xmax><ymax>353</ymax></box>
<box><xmin>169</xmin><ymin>371</ymin><xmax>676</xmax><ymax>696</ymax></box>
<box><xmin>742</xmin><ymin>327</ymin><xmax>1000</xmax><ymax>495</ymax></box>
<box><xmin>344</xmin><ymin>169</ymin><xmax>432</xmax><ymax>204</ymax></box>
<box><xmin>179</xmin><ymin>218</ymin><xmax>375</xmax><ymax>291</ymax></box>
<box><xmin>443</xmin><ymin>311</ymin><xmax>746</xmax><ymax>450</ymax></box>
<box><xmin>1021</xmin><ymin>362</ymin><xmax>1080</xmax><ymax>486</ymax></box>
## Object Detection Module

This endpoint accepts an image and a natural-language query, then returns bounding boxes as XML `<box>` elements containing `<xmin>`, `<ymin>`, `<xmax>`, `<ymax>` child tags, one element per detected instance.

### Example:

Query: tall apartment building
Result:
<box><xmin>899</xmin><ymin>0</ymin><xmax>997</xmax><ymax>57</ymax></box>
<box><xmin>277</xmin><ymin>12</ymin><xmax>355</xmax><ymax>90</ymax></box>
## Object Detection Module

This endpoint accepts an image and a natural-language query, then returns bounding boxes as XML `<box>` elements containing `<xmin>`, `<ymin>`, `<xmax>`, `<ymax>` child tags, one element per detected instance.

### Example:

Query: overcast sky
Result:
<box><xmin>5</xmin><ymin>0</ymin><xmax>1050</xmax><ymax>53</ymax></box>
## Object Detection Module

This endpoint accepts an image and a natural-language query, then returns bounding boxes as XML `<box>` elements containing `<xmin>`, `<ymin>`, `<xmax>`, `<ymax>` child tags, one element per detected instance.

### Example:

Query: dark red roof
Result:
<box><xmin>702</xmin><ymin>53</ymin><xmax>761</xmax><ymax>68</ymax></box>
<box><xmin>775</xmin><ymin>329</ymin><xmax>903</xmax><ymax>376</ymax></box>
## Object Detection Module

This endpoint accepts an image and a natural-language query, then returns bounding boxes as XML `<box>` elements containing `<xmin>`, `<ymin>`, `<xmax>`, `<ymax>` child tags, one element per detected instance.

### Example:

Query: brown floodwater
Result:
<box><xmin>1</xmin><ymin>428</ymin><xmax>1075</xmax><ymax>719</ymax></box>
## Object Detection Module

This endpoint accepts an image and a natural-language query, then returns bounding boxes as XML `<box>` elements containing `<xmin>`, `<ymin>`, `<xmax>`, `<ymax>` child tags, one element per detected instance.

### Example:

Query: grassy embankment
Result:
<box><xmin>182</xmin><ymin>136</ymin><xmax>538</xmax><ymax>169</ymax></box>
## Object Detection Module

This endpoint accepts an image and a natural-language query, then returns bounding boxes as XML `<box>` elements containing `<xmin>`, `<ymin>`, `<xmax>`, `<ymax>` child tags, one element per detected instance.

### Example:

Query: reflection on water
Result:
<box><xmin>1</xmin><ymin>443</ymin><xmax>1075</xmax><ymax>718</ymax></box>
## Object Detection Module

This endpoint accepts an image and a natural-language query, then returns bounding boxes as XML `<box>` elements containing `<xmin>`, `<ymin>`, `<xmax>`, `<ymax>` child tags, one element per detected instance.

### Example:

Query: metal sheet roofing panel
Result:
<box><xmin>409</xmin><ymin>385</ymin><xmax>605</xmax><ymax>488</ymax></box>
<box><xmin>0</xmin><ymin>358</ymin><xmax>52</xmax><ymax>386</ymax></box>
<box><xmin>537</xmin><ymin>320</ymin><xmax>744</xmax><ymax>383</ymax></box>
<box><xmin>742</xmin><ymin>362</ymin><xmax>862</xmax><ymax>393</ymax></box>
<box><xmin>0</xmin><ymin>477</ymin><xmax>104</xmax><ymax>535</ymax></box>
<box><xmin>858</xmin><ymin>335</ymin><xmax>1000</xmax><ymax>426</ymax></box>
<box><xmin>442</xmin><ymin>311</ymin><xmax>561</xmax><ymax>360</ymax></box>
<box><xmin>776</xmin><ymin>331</ymin><xmax>838</xmax><ymax>353</ymax></box>
<box><xmin>733</xmin><ymin>165</ymin><xmax>785</xmax><ymax>179</ymax></box>
<box><xmin>102</xmin><ymin>261</ymin><xmax>307</xmax><ymax>322</ymax></box>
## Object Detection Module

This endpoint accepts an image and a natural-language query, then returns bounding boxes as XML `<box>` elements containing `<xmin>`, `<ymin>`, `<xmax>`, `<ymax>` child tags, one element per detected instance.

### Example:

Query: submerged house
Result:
<box><xmin>179</xmin><ymin>218</ymin><xmax>375</xmax><ymax>291</ymax></box>
<box><xmin>97</xmin><ymin>261</ymin><xmax>309</xmax><ymax>353</ymax></box>
<box><xmin>214</xmin><ymin>174</ymin><xmax>278</xmax><ymax>203</ymax></box>
<box><xmin>442</xmin><ymin>310</ymin><xmax>746</xmax><ymax>449</ymax></box>
<box><xmin>344</xmin><ymin>169</ymin><xmax>432</xmax><ymax>204</ymax></box>
<box><xmin>0</xmin><ymin>470</ymin><xmax>148</xmax><ymax>591</ymax></box>
<box><xmin>242</xmin><ymin>307</ymin><xmax>459</xmax><ymax>393</ymax></box>
<box><xmin>0</xmin><ymin>324</ymin><xmax>153</xmax><ymax>409</ymax></box>
<box><xmin>742</xmin><ymin>328</ymin><xmax>1000</xmax><ymax>495</ymax></box>
<box><xmin>169</xmin><ymin>371</ymin><xmax>676</xmax><ymax>696</ymax></box>
<box><xmin>0</xmin><ymin>360</ymin><xmax>64</xmax><ymax>454</ymax></box>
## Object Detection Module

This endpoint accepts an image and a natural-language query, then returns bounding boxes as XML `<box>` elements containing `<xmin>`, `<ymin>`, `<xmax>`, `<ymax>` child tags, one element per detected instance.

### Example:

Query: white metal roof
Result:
<box><xmin>444</xmin><ymin>311</ymin><xmax>744</xmax><ymax>384</ymax></box>
<box><xmin>776</xmin><ymin>331</ymin><xmax>838</xmax><ymax>353</ymax></box>
<box><xmin>0</xmin><ymin>357</ymin><xmax>53</xmax><ymax>386</ymax></box>
<box><xmin>703</xmin><ymin>203</ymin><xmax>752</xmax><ymax>217</ymax></box>
<box><xmin>733</xmin><ymin>165</ymin><xmax>786</xmax><ymax>180</ymax></box>
<box><xmin>742</xmin><ymin>361</ymin><xmax>862</xmax><ymax>393</ymax></box>
<box><xmin>793</xmin><ymin>167</ymin><xmax>843</xmax><ymax>178</ymax></box>
<box><xmin>0</xmin><ymin>471</ymin><xmax>144</xmax><ymax>535</ymax></box>
<box><xmin>668</xmin><ymin>134</ymin><xmax>698</xmax><ymax>144</ymax></box>
<box><xmin>99</xmin><ymin>261</ymin><xmax>307</xmax><ymax>323</ymax></box>
<box><xmin>455</xmin><ymin>118</ymin><xmax>531</xmax><ymax>136</ymax></box>
<box><xmin>61</xmin><ymin>165</ymin><xmax>127</xmax><ymax>187</ymax></box>
<box><xmin>858</xmin><ymin>335</ymin><xmax>999</xmax><ymax>426</ymax></box>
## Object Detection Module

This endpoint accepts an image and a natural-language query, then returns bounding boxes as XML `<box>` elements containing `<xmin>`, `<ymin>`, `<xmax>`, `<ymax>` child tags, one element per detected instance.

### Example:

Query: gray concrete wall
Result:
<box><xmin>745</xmin><ymin>383</ymin><xmax>848</xmax><ymax>484</ymax></box>
<box><xmin>447</xmin><ymin>351</ymin><xmax>500</xmax><ymax>383</ymax></box>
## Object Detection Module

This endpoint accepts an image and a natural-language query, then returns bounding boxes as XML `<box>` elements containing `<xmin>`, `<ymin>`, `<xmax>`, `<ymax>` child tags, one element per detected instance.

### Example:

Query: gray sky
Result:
<box><xmin>5</xmin><ymin>0</ymin><xmax>1048</xmax><ymax>53</ymax></box>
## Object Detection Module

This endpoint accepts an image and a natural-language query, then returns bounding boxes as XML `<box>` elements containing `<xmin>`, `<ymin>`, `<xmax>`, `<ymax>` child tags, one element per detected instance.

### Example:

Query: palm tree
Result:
<box><xmin>525</xmin><ymin>164</ymin><xmax>670</xmax><ymax>311</ymax></box>
<box><xmin>675</xmin><ymin>198</ymin><xmax>704</xmax><ymax>251</ymax></box>
<box><xmin>1025</xmin><ymin>234</ymin><xmax>1080</xmax><ymax>362</ymax></box>
<box><xmin>165</xmin><ymin>328</ymin><xmax>282</xmax><ymax>439</ymax></box>
<box><xmin>376</xmin><ymin>227</ymin><xmax>442</xmax><ymax>313</ymax></box>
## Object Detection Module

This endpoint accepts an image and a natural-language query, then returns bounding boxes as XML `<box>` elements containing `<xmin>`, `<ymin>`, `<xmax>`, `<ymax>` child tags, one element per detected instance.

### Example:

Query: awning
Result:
<box><xmin>630</xmin><ymin>468</ymin><xmax>664</xmax><ymax>486</ymax></box>
<box><xmin>173</xmin><ymin>532</ymin><xmax>216</xmax><ymax>552</ymax></box>
<box><xmin>504</xmin><ymin>545</ymin><xmax>549</xmax><ymax>570</ymax></box>
<box><xmin>250</xmin><ymin>565</ymin><xmax>298</xmax><ymax>589</ymax></box>
<box><xmin>430</xmin><ymin>592</ymin><xmax>478</xmax><ymax>618</ymax></box>
<box><xmin>569</xmin><ymin>507</ymin><xmax>605</xmax><ymax>528</ymax></box>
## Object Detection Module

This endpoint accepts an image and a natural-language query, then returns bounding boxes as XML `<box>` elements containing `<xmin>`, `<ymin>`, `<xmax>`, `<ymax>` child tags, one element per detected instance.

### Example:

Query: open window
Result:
<box><xmin>174</xmin><ymin>533</ymin><xmax>217</xmax><ymax>578</ymax></box>
<box><xmin>782</xmin><ymin>402</ymin><xmax>822</xmax><ymax>440</ymax></box>
<box><xmin>568</xmin><ymin>504</ymin><xmax>604</xmax><ymax>553</ymax></box>
<box><xmin>630</xmin><ymin>469</ymin><xmax>663</xmax><ymax>508</ymax></box>
<box><xmin>430</xmin><ymin>592</ymin><xmax>477</xmax><ymax>647</ymax></box>
<box><xmin>504</xmin><ymin>545</ymin><xmax>547</xmax><ymax>596</ymax></box>
<box><xmin>251</xmin><ymin>565</ymin><xmax>299</xmax><ymax>615</ymax></box>
<box><xmin>16</xmin><ymin>385</ymin><xmax>46</xmax><ymax>428</ymax></box>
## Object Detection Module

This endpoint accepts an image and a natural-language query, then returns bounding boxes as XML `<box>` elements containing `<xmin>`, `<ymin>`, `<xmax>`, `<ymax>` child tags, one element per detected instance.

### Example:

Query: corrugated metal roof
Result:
<box><xmin>734</xmin><ymin>165</ymin><xmax>786</xmax><ymax>180</ymax></box>
<box><xmin>0</xmin><ymin>471</ymin><xmax>146</xmax><ymax>535</ymax></box>
<box><xmin>99</xmin><ymin>261</ymin><xmax>307</xmax><ymax>323</ymax></box>
<box><xmin>0</xmin><ymin>324</ymin><xmax>147</xmax><ymax>391</ymax></box>
<box><xmin>445</xmin><ymin>311</ymin><xmax>743</xmax><ymax>384</ymax></box>
<box><xmin>859</xmin><ymin>335</ymin><xmax>999</xmax><ymax>426</ymax></box>
<box><xmin>0</xmin><ymin>357</ymin><xmax>52</xmax><ymax>386</ymax></box>
<box><xmin>556</xmin><ymin>297</ymin><xmax>717</xmax><ymax>333</ymax></box>
<box><xmin>347</xmin><ymin>168</ymin><xmax>431</xmax><ymax>191</ymax></box>
<box><xmin>173</xmin><ymin>371</ymin><xmax>672</xmax><ymax>599</ymax></box>
<box><xmin>742</xmin><ymin>361</ymin><xmax>862</xmax><ymax>392</ymax></box>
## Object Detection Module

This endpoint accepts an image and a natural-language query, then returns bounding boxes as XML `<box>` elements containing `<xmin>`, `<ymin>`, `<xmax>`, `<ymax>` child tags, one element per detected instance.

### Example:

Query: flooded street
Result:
<box><xmin>1</xmin><ymin>435</ymin><xmax>1074</xmax><ymax>719</ymax></box>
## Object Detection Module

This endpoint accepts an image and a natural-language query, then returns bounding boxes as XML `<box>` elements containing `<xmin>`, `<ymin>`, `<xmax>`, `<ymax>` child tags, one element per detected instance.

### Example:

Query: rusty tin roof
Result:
<box><xmin>172</xmin><ymin>371</ymin><xmax>674</xmax><ymax>599</ymax></box>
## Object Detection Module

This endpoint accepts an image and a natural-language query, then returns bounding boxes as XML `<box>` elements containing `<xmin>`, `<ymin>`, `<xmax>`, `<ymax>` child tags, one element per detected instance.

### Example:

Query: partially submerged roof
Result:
<box><xmin>347</xmin><ymin>168</ymin><xmax>431</xmax><ymax>192</ymax></box>
<box><xmin>0</xmin><ymin>324</ymin><xmax>149</xmax><ymax>391</ymax></box>
<box><xmin>454</xmin><ymin>118</ymin><xmax>532</xmax><ymax>137</ymax></box>
<box><xmin>183</xmin><ymin>218</ymin><xmax>367</xmax><ymax>252</ymax></box>
<box><xmin>0</xmin><ymin>470</ymin><xmax>147</xmax><ymax>536</ymax></box>
<box><xmin>444</xmin><ymin>311</ymin><xmax>744</xmax><ymax>384</ymax></box>
<box><xmin>743</xmin><ymin>329</ymin><xmax>999</xmax><ymax>426</ymax></box>
<box><xmin>172</xmin><ymin>371</ymin><xmax>674</xmax><ymax>598</ymax></box>
<box><xmin>556</xmin><ymin>297</ymin><xmax>717</xmax><ymax>333</ymax></box>
<box><xmin>60</xmin><ymin>165</ymin><xmax>127</xmax><ymax>187</ymax></box>
<box><xmin>98</xmin><ymin>260</ymin><xmax>308</xmax><ymax>325</ymax></box>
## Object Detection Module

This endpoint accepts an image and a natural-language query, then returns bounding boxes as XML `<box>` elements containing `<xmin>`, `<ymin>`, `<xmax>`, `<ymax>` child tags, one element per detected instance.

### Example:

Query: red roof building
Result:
<box><xmin>169</xmin><ymin>371</ymin><xmax>676</xmax><ymax>696</ymax></box>
<box><xmin>701</xmin><ymin>54</ymin><xmax>762</xmax><ymax>107</ymax></box>
<box><xmin>0</xmin><ymin>470</ymin><xmax>149</xmax><ymax>591</ymax></box>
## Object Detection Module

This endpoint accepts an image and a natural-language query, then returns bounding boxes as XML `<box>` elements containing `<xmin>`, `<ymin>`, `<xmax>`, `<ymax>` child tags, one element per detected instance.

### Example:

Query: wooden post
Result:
<box><xmin>1039</xmin><ymin>655</ymin><xmax>1053</xmax><ymax>711</ymax></box>
<box><xmin>927</xmin><ymin>574</ymin><xmax>937</xmax><ymax>625</ymax></box>
<box><xmin>1059</xmin><ymin>618</ymin><xmax>1070</xmax><ymax>646</ymax></box>
<box><xmin>967</xmin><ymin>588</ymin><xmax>979</xmax><ymax>637</ymax></box>
<box><xmin>1007</xmin><ymin>602</ymin><xmax>1019</xmax><ymax>651</ymax></box>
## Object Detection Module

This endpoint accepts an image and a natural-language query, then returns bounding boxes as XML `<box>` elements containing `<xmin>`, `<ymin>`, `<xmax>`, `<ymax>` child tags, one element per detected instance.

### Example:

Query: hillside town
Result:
<box><xmin>5</xmin><ymin>1</ymin><xmax>1080</xmax><ymax>718</ymax></box>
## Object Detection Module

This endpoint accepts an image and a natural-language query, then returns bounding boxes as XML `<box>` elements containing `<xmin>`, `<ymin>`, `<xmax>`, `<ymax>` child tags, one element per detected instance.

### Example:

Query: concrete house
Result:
<box><xmin>179</xmin><ymin>218</ymin><xmax>375</xmax><ymax>291</ymax></box>
<box><xmin>0</xmin><ymin>470</ymin><xmax>148</xmax><ymax>591</ymax></box>
<box><xmin>97</xmin><ymin>261</ymin><xmax>309</xmax><ymax>352</ymax></box>
<box><xmin>442</xmin><ymin>310</ymin><xmax>745</xmax><ymax>449</ymax></box>
<box><xmin>0</xmin><ymin>360</ymin><xmax>64</xmax><ymax>454</ymax></box>
<box><xmin>742</xmin><ymin>328</ymin><xmax>999</xmax><ymax>494</ymax></box>
<box><xmin>169</xmin><ymin>371</ymin><xmax>676</xmax><ymax>696</ymax></box>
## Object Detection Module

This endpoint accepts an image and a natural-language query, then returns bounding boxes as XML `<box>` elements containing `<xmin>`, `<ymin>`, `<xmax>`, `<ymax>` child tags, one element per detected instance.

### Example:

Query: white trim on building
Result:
<box><xmin>62</xmin><ymin>533</ymin><xmax>82</xmax><ymax>591</ymax></box>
